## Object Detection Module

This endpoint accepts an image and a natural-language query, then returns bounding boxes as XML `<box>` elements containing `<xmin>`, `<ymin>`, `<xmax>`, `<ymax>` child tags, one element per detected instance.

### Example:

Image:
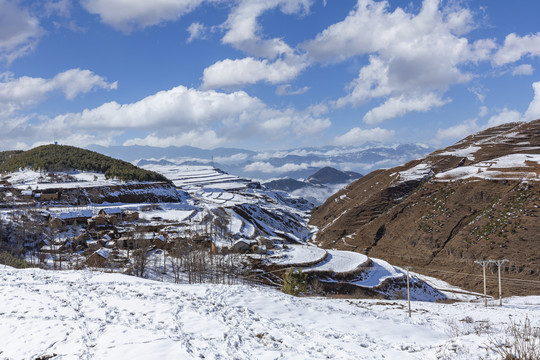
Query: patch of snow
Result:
<box><xmin>435</xmin><ymin>153</ymin><xmax>540</xmax><ymax>182</ymax></box>
<box><xmin>438</xmin><ymin>145</ymin><xmax>480</xmax><ymax>160</ymax></box>
<box><xmin>351</xmin><ymin>258</ymin><xmax>403</xmax><ymax>287</ymax></box>
<box><xmin>269</xmin><ymin>245</ymin><xmax>327</xmax><ymax>266</ymax></box>
<box><xmin>398</xmin><ymin>163</ymin><xmax>433</xmax><ymax>183</ymax></box>
<box><xmin>305</xmin><ymin>250</ymin><xmax>368</xmax><ymax>274</ymax></box>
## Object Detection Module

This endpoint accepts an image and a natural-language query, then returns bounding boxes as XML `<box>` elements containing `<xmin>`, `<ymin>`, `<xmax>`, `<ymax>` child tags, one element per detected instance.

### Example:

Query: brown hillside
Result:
<box><xmin>310</xmin><ymin>120</ymin><xmax>540</xmax><ymax>296</ymax></box>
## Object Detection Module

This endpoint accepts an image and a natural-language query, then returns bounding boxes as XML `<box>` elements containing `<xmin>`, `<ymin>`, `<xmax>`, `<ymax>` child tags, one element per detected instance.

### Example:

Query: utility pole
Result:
<box><xmin>406</xmin><ymin>266</ymin><xmax>411</xmax><ymax>318</ymax></box>
<box><xmin>475</xmin><ymin>260</ymin><xmax>491</xmax><ymax>307</ymax></box>
<box><xmin>493</xmin><ymin>259</ymin><xmax>509</xmax><ymax>306</ymax></box>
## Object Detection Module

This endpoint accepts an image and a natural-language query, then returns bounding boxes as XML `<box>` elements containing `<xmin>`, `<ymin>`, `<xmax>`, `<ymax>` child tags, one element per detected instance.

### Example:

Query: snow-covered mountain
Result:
<box><xmin>87</xmin><ymin>143</ymin><xmax>433</xmax><ymax>181</ymax></box>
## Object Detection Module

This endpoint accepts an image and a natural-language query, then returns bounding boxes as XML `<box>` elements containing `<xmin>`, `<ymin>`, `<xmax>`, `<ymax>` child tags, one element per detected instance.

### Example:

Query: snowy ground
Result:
<box><xmin>7</xmin><ymin>169</ymin><xmax>146</xmax><ymax>190</ymax></box>
<box><xmin>305</xmin><ymin>250</ymin><xmax>368</xmax><ymax>273</ymax></box>
<box><xmin>267</xmin><ymin>244</ymin><xmax>327</xmax><ymax>266</ymax></box>
<box><xmin>1</xmin><ymin>268</ymin><xmax>539</xmax><ymax>360</ymax></box>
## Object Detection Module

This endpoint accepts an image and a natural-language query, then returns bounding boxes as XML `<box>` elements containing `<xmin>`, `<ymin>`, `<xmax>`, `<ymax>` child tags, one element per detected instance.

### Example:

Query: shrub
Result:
<box><xmin>0</xmin><ymin>251</ymin><xmax>35</xmax><ymax>269</ymax></box>
<box><xmin>282</xmin><ymin>268</ymin><xmax>307</xmax><ymax>296</ymax></box>
<box><xmin>489</xmin><ymin>316</ymin><xmax>540</xmax><ymax>360</ymax></box>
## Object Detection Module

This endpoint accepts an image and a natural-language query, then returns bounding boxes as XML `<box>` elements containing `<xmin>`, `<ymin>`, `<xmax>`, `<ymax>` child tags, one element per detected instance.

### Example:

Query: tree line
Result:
<box><xmin>0</xmin><ymin>144</ymin><xmax>169</xmax><ymax>183</ymax></box>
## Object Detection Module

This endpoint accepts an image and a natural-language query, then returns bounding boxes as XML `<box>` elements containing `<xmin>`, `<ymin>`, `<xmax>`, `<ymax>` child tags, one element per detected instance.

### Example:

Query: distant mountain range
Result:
<box><xmin>263</xmin><ymin>167</ymin><xmax>363</xmax><ymax>205</ymax></box>
<box><xmin>87</xmin><ymin>143</ymin><xmax>433</xmax><ymax>181</ymax></box>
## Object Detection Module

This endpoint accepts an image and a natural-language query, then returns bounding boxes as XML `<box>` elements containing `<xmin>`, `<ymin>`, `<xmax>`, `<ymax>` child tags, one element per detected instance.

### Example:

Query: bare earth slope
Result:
<box><xmin>310</xmin><ymin>120</ymin><xmax>540</xmax><ymax>295</ymax></box>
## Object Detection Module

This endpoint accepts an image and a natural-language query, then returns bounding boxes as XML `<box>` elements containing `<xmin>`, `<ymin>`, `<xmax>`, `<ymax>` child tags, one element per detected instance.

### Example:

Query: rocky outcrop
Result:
<box><xmin>310</xmin><ymin>120</ymin><xmax>540</xmax><ymax>295</ymax></box>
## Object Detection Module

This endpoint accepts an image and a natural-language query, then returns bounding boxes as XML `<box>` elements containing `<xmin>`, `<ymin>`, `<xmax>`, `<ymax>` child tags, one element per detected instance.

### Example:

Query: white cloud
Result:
<box><xmin>276</xmin><ymin>84</ymin><xmax>309</xmax><ymax>96</ymax></box>
<box><xmin>494</xmin><ymin>33</ymin><xmax>540</xmax><ymax>66</ymax></box>
<box><xmin>363</xmin><ymin>93</ymin><xmax>448</xmax><ymax>124</ymax></box>
<box><xmin>222</xmin><ymin>0</ymin><xmax>311</xmax><ymax>58</ymax></box>
<box><xmin>243</xmin><ymin>160</ymin><xmax>332</xmax><ymax>174</ymax></box>
<box><xmin>304</xmin><ymin>0</ymin><xmax>488</xmax><ymax>64</ymax></box>
<box><xmin>333</xmin><ymin>127</ymin><xmax>395</xmax><ymax>146</ymax></box>
<box><xmin>468</xmin><ymin>86</ymin><xmax>486</xmax><ymax>103</ymax></box>
<box><xmin>0</xmin><ymin>69</ymin><xmax>117</xmax><ymax>115</ymax></box>
<box><xmin>123</xmin><ymin>130</ymin><xmax>224</xmax><ymax>149</ymax></box>
<box><xmin>201</xmin><ymin>56</ymin><xmax>308</xmax><ymax>89</ymax></box>
<box><xmin>486</xmin><ymin>108</ymin><xmax>522</xmax><ymax>128</ymax></box>
<box><xmin>201</xmin><ymin>0</ymin><xmax>312</xmax><ymax>89</ymax></box>
<box><xmin>44</xmin><ymin>0</ymin><xmax>72</xmax><ymax>17</ymax></box>
<box><xmin>214</xmin><ymin>153</ymin><xmax>250</xmax><ymax>164</ymax></box>
<box><xmin>0</xmin><ymin>0</ymin><xmax>42</xmax><ymax>63</ymax></box>
<box><xmin>437</xmin><ymin>81</ymin><xmax>540</xmax><ymax>142</ymax></box>
<box><xmin>53</xmin><ymin>85</ymin><xmax>262</xmax><ymax>130</ymax></box>
<box><xmin>186</xmin><ymin>22</ymin><xmax>206</xmax><ymax>43</ymax></box>
<box><xmin>10</xmin><ymin>84</ymin><xmax>329</xmax><ymax>150</ymax></box>
<box><xmin>478</xmin><ymin>106</ymin><xmax>488</xmax><ymax>118</ymax></box>
<box><xmin>512</xmin><ymin>64</ymin><xmax>534</xmax><ymax>76</ymax></box>
<box><xmin>80</xmin><ymin>0</ymin><xmax>206</xmax><ymax>32</ymax></box>
<box><xmin>436</xmin><ymin>119</ymin><xmax>479</xmax><ymax>140</ymax></box>
<box><xmin>523</xmin><ymin>81</ymin><xmax>540</xmax><ymax>122</ymax></box>
<box><xmin>305</xmin><ymin>0</ymin><xmax>495</xmax><ymax>122</ymax></box>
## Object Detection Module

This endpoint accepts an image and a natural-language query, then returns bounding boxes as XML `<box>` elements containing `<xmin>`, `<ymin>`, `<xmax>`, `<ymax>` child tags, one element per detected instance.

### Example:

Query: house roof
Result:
<box><xmin>100</xmin><ymin>208</ymin><xmax>122</xmax><ymax>215</ymax></box>
<box><xmin>96</xmin><ymin>248</ymin><xmax>110</xmax><ymax>259</ymax></box>
<box><xmin>55</xmin><ymin>210</ymin><xmax>93</xmax><ymax>220</ymax></box>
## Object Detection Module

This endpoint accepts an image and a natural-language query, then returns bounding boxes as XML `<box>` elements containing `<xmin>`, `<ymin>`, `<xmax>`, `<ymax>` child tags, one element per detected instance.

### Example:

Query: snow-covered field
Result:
<box><xmin>6</xmin><ymin>169</ymin><xmax>144</xmax><ymax>190</ymax></box>
<box><xmin>305</xmin><ymin>250</ymin><xmax>368</xmax><ymax>273</ymax></box>
<box><xmin>142</xmin><ymin>165</ymin><xmax>250</xmax><ymax>192</ymax></box>
<box><xmin>1</xmin><ymin>268</ymin><xmax>539</xmax><ymax>360</ymax></box>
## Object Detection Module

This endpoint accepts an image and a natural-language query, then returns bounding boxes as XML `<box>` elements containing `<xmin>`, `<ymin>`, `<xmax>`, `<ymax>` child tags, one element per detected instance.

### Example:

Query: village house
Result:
<box><xmin>86</xmin><ymin>248</ymin><xmax>110</xmax><ymax>267</ymax></box>
<box><xmin>123</xmin><ymin>210</ymin><xmax>139</xmax><ymax>222</ymax></box>
<box><xmin>39</xmin><ymin>192</ymin><xmax>60</xmax><ymax>201</ymax></box>
<box><xmin>230</xmin><ymin>239</ymin><xmax>252</xmax><ymax>253</ymax></box>
<box><xmin>98</xmin><ymin>208</ymin><xmax>123</xmax><ymax>224</ymax></box>
<box><xmin>49</xmin><ymin>210</ymin><xmax>93</xmax><ymax>228</ymax></box>
<box><xmin>21</xmin><ymin>190</ymin><xmax>33</xmax><ymax>200</ymax></box>
<box><xmin>85</xmin><ymin>239</ymin><xmax>99</xmax><ymax>251</ymax></box>
<box><xmin>153</xmin><ymin>234</ymin><xmax>167</xmax><ymax>249</ymax></box>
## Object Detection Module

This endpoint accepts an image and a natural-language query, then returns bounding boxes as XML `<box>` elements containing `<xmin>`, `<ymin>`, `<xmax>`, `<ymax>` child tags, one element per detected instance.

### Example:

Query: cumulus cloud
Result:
<box><xmin>201</xmin><ymin>0</ymin><xmax>312</xmax><ymax>89</ymax></box>
<box><xmin>0</xmin><ymin>69</ymin><xmax>117</xmax><ymax>116</ymax></box>
<box><xmin>523</xmin><ymin>81</ymin><xmax>540</xmax><ymax>121</ymax></box>
<box><xmin>186</xmin><ymin>22</ymin><xmax>207</xmax><ymax>43</ymax></box>
<box><xmin>80</xmin><ymin>0</ymin><xmax>206</xmax><ymax>32</ymax></box>
<box><xmin>2</xmin><ymin>84</ymin><xmax>329</xmax><ymax>150</ymax></box>
<box><xmin>0</xmin><ymin>0</ymin><xmax>42</xmax><ymax>63</ymax></box>
<box><xmin>436</xmin><ymin>119</ymin><xmax>479</xmax><ymax>141</ymax></box>
<box><xmin>243</xmin><ymin>160</ymin><xmax>332</xmax><ymax>174</ymax></box>
<box><xmin>123</xmin><ymin>130</ymin><xmax>225</xmax><ymax>149</ymax></box>
<box><xmin>494</xmin><ymin>33</ymin><xmax>540</xmax><ymax>66</ymax></box>
<box><xmin>333</xmin><ymin>127</ymin><xmax>394</xmax><ymax>146</ymax></box>
<box><xmin>363</xmin><ymin>93</ymin><xmax>449</xmax><ymax>124</ymax></box>
<box><xmin>512</xmin><ymin>64</ymin><xmax>534</xmax><ymax>76</ymax></box>
<box><xmin>276</xmin><ymin>84</ymin><xmax>309</xmax><ymax>96</ymax></box>
<box><xmin>486</xmin><ymin>108</ymin><xmax>522</xmax><ymax>128</ymax></box>
<box><xmin>221</xmin><ymin>0</ymin><xmax>311</xmax><ymax>58</ymax></box>
<box><xmin>437</xmin><ymin>81</ymin><xmax>540</xmax><ymax>142</ymax></box>
<box><xmin>44</xmin><ymin>0</ymin><xmax>72</xmax><ymax>17</ymax></box>
<box><xmin>201</xmin><ymin>56</ymin><xmax>308</xmax><ymax>89</ymax></box>
<box><xmin>305</xmin><ymin>0</ymin><xmax>495</xmax><ymax>122</ymax></box>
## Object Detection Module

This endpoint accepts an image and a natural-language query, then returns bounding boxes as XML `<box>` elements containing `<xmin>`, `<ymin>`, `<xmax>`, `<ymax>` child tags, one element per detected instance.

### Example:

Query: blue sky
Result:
<box><xmin>1</xmin><ymin>0</ymin><xmax>540</xmax><ymax>151</ymax></box>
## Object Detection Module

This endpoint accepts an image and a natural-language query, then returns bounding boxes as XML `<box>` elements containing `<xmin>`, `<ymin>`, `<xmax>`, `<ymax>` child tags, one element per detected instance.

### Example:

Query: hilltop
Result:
<box><xmin>0</xmin><ymin>144</ymin><xmax>168</xmax><ymax>183</ymax></box>
<box><xmin>310</xmin><ymin>120</ymin><xmax>540</xmax><ymax>296</ymax></box>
